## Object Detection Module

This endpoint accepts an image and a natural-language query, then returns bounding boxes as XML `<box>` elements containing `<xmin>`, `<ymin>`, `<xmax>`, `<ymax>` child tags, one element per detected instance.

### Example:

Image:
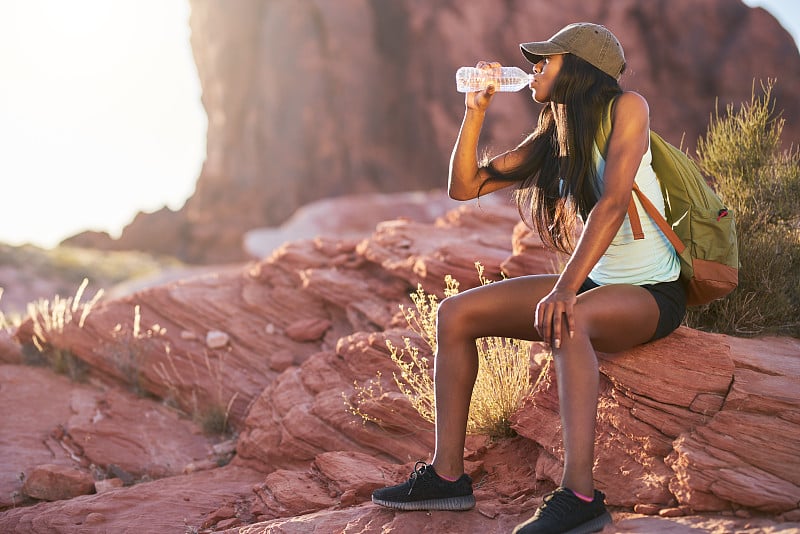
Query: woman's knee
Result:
<box><xmin>436</xmin><ymin>295</ymin><xmax>473</xmax><ymax>339</ymax></box>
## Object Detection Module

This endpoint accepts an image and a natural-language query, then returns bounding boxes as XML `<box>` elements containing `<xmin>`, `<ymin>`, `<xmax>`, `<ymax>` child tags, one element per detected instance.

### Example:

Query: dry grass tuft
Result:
<box><xmin>150</xmin><ymin>321</ymin><xmax>237</xmax><ymax>436</ymax></box>
<box><xmin>23</xmin><ymin>278</ymin><xmax>103</xmax><ymax>380</ymax></box>
<box><xmin>348</xmin><ymin>263</ymin><xmax>532</xmax><ymax>440</ymax></box>
<box><xmin>0</xmin><ymin>288</ymin><xmax>13</xmax><ymax>332</ymax></box>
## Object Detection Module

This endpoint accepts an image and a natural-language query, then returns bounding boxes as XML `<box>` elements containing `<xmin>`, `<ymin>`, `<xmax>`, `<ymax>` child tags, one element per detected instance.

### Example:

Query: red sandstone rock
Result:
<box><xmin>285</xmin><ymin>318</ymin><xmax>332</xmax><ymax>342</ymax></box>
<box><xmin>0</xmin><ymin>330</ymin><xmax>21</xmax><ymax>364</ymax></box>
<box><xmin>2</xmin><ymin>197</ymin><xmax>799</xmax><ymax>532</ymax></box>
<box><xmin>64</xmin><ymin>387</ymin><xmax>215</xmax><ymax>479</ymax></box>
<box><xmin>94</xmin><ymin>478</ymin><xmax>124</xmax><ymax>494</ymax></box>
<box><xmin>658</xmin><ymin>507</ymin><xmax>685</xmax><ymax>518</ymax></box>
<box><xmin>633</xmin><ymin>503</ymin><xmax>661</xmax><ymax>515</ymax></box>
<box><xmin>74</xmin><ymin>0</ymin><xmax>800</xmax><ymax>264</ymax></box>
<box><xmin>21</xmin><ymin>464</ymin><xmax>94</xmax><ymax>502</ymax></box>
<box><xmin>206</xmin><ymin>329</ymin><xmax>230</xmax><ymax>348</ymax></box>
<box><xmin>1</xmin><ymin>465</ymin><xmax>263</xmax><ymax>533</ymax></box>
<box><xmin>0</xmin><ymin>366</ymin><xmax>88</xmax><ymax>509</ymax></box>
<box><xmin>243</xmin><ymin>190</ymin><xmax>457</xmax><ymax>259</ymax></box>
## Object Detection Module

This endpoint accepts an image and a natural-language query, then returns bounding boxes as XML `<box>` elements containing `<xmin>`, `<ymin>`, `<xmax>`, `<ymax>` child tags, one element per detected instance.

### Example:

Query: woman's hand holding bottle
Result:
<box><xmin>463</xmin><ymin>61</ymin><xmax>502</xmax><ymax>112</ymax></box>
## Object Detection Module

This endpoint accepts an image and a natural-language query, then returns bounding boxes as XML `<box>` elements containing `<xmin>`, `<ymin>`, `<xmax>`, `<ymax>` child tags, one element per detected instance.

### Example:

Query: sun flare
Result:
<box><xmin>0</xmin><ymin>0</ymin><xmax>206</xmax><ymax>248</ymax></box>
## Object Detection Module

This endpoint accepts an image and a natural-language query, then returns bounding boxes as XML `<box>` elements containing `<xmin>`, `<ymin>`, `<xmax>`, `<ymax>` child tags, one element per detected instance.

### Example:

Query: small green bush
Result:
<box><xmin>687</xmin><ymin>80</ymin><xmax>800</xmax><ymax>336</ymax></box>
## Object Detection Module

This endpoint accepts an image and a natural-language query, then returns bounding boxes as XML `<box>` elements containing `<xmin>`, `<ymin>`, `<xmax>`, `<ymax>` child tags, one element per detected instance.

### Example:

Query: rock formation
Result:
<box><xmin>64</xmin><ymin>0</ymin><xmax>800</xmax><ymax>264</ymax></box>
<box><xmin>2</xmin><ymin>195</ymin><xmax>798</xmax><ymax>533</ymax></box>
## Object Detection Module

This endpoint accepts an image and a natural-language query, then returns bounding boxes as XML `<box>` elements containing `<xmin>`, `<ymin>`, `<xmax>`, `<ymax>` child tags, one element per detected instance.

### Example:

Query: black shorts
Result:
<box><xmin>577</xmin><ymin>278</ymin><xmax>686</xmax><ymax>342</ymax></box>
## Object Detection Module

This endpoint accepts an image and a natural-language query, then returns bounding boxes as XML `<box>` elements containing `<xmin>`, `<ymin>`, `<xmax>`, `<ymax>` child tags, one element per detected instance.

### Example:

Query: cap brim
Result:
<box><xmin>520</xmin><ymin>41</ymin><xmax>567</xmax><ymax>64</ymax></box>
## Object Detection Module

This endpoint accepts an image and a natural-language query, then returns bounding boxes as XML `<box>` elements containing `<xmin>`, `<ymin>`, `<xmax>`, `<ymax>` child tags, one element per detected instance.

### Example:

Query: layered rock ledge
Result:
<box><xmin>2</xmin><ymin>198</ymin><xmax>798</xmax><ymax>533</ymax></box>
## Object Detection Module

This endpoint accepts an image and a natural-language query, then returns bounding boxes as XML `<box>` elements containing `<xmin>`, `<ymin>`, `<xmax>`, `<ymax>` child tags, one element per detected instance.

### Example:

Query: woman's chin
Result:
<box><xmin>532</xmin><ymin>91</ymin><xmax>547</xmax><ymax>104</ymax></box>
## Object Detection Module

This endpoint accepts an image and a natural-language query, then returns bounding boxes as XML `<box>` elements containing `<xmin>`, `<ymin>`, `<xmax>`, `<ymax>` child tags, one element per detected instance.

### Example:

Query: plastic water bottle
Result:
<box><xmin>455</xmin><ymin>66</ymin><xmax>533</xmax><ymax>93</ymax></box>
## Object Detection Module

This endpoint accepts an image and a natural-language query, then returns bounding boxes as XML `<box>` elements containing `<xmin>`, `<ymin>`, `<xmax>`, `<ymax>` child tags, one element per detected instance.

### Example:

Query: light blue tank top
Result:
<box><xmin>588</xmin><ymin>140</ymin><xmax>681</xmax><ymax>285</ymax></box>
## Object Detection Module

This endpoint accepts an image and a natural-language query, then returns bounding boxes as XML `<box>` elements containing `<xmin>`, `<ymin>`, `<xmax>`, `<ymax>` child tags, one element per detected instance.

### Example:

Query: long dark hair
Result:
<box><xmin>482</xmin><ymin>54</ymin><xmax>625</xmax><ymax>254</ymax></box>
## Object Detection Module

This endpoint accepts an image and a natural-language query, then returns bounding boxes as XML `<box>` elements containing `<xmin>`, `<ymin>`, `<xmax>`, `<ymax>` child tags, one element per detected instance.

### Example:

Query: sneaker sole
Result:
<box><xmin>562</xmin><ymin>511</ymin><xmax>613</xmax><ymax>534</ymax></box>
<box><xmin>372</xmin><ymin>494</ymin><xmax>476</xmax><ymax>511</ymax></box>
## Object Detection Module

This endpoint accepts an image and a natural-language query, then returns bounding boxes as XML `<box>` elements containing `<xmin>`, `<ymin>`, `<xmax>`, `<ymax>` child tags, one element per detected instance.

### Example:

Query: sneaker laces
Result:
<box><xmin>535</xmin><ymin>489</ymin><xmax>578</xmax><ymax>520</ymax></box>
<box><xmin>407</xmin><ymin>461</ymin><xmax>430</xmax><ymax>496</ymax></box>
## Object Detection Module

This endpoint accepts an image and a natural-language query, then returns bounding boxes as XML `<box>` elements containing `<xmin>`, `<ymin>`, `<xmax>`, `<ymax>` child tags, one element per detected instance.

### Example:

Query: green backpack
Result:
<box><xmin>595</xmin><ymin>98</ymin><xmax>739</xmax><ymax>306</ymax></box>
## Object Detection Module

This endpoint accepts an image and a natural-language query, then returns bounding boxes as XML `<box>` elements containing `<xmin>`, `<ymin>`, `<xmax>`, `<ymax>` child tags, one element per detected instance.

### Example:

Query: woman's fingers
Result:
<box><xmin>486</xmin><ymin>61</ymin><xmax>502</xmax><ymax>92</ymax></box>
<box><xmin>551</xmin><ymin>303</ymin><xmax>563</xmax><ymax>348</ymax></box>
<box><xmin>565</xmin><ymin>301</ymin><xmax>576</xmax><ymax>341</ymax></box>
<box><xmin>474</xmin><ymin>60</ymin><xmax>503</xmax><ymax>93</ymax></box>
<box><xmin>465</xmin><ymin>60</ymin><xmax>501</xmax><ymax>110</ymax></box>
<box><xmin>536</xmin><ymin>298</ymin><xmax>576</xmax><ymax>349</ymax></box>
<box><xmin>535</xmin><ymin>301</ymin><xmax>552</xmax><ymax>347</ymax></box>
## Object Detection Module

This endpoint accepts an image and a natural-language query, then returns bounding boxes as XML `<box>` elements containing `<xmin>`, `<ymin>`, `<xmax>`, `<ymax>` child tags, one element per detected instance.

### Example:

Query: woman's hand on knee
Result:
<box><xmin>535</xmin><ymin>289</ymin><xmax>577</xmax><ymax>349</ymax></box>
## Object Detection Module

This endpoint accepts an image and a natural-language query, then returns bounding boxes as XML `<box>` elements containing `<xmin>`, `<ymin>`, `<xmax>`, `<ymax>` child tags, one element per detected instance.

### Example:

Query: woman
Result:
<box><xmin>372</xmin><ymin>23</ymin><xmax>685</xmax><ymax>534</ymax></box>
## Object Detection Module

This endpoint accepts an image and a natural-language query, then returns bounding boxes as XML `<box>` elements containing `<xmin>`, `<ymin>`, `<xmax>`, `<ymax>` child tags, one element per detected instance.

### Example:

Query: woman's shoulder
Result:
<box><xmin>613</xmin><ymin>91</ymin><xmax>649</xmax><ymax>116</ymax></box>
<box><xmin>610</xmin><ymin>91</ymin><xmax>650</xmax><ymax>131</ymax></box>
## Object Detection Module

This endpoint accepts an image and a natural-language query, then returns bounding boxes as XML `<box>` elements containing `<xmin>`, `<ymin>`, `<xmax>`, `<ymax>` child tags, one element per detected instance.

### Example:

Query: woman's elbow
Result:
<box><xmin>447</xmin><ymin>173</ymin><xmax>479</xmax><ymax>201</ymax></box>
<box><xmin>447</xmin><ymin>186</ymin><xmax>473</xmax><ymax>201</ymax></box>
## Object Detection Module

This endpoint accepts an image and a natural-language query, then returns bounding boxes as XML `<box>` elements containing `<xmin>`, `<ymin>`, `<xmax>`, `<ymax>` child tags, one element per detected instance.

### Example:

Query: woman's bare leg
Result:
<box><xmin>430</xmin><ymin>275</ymin><xmax>558</xmax><ymax>479</ymax></box>
<box><xmin>429</xmin><ymin>276</ymin><xmax>661</xmax><ymax>496</ymax></box>
<box><xmin>554</xmin><ymin>283</ymin><xmax>659</xmax><ymax>495</ymax></box>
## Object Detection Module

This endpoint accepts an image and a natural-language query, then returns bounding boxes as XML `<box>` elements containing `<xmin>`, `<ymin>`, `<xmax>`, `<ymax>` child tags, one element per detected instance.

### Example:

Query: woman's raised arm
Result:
<box><xmin>448</xmin><ymin>62</ymin><xmax>522</xmax><ymax>200</ymax></box>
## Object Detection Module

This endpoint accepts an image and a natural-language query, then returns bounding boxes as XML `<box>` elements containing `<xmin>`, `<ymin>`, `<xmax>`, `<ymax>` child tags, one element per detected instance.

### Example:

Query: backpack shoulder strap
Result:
<box><xmin>594</xmin><ymin>96</ymin><xmax>687</xmax><ymax>251</ymax></box>
<box><xmin>594</xmin><ymin>98</ymin><xmax>614</xmax><ymax>157</ymax></box>
<box><xmin>632</xmin><ymin>184</ymin><xmax>686</xmax><ymax>253</ymax></box>
<box><xmin>594</xmin><ymin>97</ymin><xmax>643</xmax><ymax>239</ymax></box>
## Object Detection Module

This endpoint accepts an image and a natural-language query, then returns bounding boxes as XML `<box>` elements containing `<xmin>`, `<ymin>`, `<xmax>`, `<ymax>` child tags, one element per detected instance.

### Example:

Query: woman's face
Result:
<box><xmin>530</xmin><ymin>54</ymin><xmax>564</xmax><ymax>104</ymax></box>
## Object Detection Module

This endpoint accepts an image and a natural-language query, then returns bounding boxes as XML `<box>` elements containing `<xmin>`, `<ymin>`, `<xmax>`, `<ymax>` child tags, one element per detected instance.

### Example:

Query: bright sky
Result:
<box><xmin>0</xmin><ymin>0</ymin><xmax>206</xmax><ymax>248</ymax></box>
<box><xmin>0</xmin><ymin>1</ymin><xmax>796</xmax><ymax>250</ymax></box>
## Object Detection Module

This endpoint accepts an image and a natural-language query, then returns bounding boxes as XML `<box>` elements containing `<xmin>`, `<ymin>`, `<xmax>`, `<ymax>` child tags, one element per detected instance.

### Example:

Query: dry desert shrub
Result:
<box><xmin>688</xmin><ymin>80</ymin><xmax>800</xmax><ymax>336</ymax></box>
<box><xmin>349</xmin><ymin>263</ymin><xmax>533</xmax><ymax>440</ymax></box>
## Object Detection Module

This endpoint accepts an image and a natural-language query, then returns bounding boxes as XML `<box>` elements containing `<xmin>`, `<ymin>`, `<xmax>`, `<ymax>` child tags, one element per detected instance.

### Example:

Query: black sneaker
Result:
<box><xmin>371</xmin><ymin>462</ymin><xmax>475</xmax><ymax>511</ymax></box>
<box><xmin>512</xmin><ymin>487</ymin><xmax>612</xmax><ymax>534</ymax></box>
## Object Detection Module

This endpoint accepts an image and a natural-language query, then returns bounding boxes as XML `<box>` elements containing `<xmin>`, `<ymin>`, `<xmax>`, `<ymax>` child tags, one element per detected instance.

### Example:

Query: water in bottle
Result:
<box><xmin>455</xmin><ymin>66</ymin><xmax>533</xmax><ymax>93</ymax></box>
